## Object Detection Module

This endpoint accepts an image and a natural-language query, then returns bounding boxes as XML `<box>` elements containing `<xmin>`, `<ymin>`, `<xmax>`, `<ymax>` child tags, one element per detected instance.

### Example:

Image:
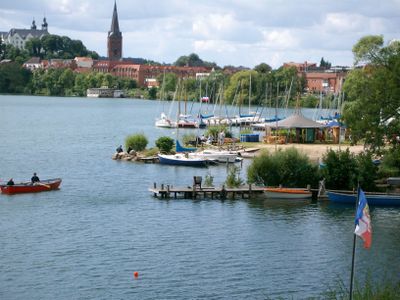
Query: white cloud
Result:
<box><xmin>1</xmin><ymin>0</ymin><xmax>399</xmax><ymax>68</ymax></box>
<box><xmin>262</xmin><ymin>29</ymin><xmax>299</xmax><ymax>50</ymax></box>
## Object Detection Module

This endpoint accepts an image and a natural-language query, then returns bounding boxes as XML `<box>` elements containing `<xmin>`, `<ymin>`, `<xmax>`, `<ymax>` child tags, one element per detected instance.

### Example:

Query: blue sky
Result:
<box><xmin>1</xmin><ymin>0</ymin><xmax>399</xmax><ymax>68</ymax></box>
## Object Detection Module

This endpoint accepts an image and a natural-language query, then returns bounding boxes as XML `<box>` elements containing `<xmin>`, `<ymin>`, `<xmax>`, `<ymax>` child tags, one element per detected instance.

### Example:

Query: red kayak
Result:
<box><xmin>0</xmin><ymin>178</ymin><xmax>62</xmax><ymax>195</ymax></box>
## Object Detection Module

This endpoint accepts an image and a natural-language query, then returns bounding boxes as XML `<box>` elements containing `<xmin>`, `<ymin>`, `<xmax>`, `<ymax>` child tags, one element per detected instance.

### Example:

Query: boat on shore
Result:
<box><xmin>327</xmin><ymin>190</ymin><xmax>400</xmax><ymax>206</ymax></box>
<box><xmin>0</xmin><ymin>178</ymin><xmax>62</xmax><ymax>195</ymax></box>
<box><xmin>264</xmin><ymin>187</ymin><xmax>312</xmax><ymax>199</ymax></box>
<box><xmin>158</xmin><ymin>153</ymin><xmax>212</xmax><ymax>167</ymax></box>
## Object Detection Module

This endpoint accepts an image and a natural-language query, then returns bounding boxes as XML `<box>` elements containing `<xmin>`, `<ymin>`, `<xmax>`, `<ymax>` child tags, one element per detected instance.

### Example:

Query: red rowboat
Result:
<box><xmin>0</xmin><ymin>178</ymin><xmax>62</xmax><ymax>195</ymax></box>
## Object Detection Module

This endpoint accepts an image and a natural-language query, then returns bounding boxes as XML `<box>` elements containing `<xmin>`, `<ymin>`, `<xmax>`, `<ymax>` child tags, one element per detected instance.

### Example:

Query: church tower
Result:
<box><xmin>107</xmin><ymin>1</ymin><xmax>122</xmax><ymax>60</ymax></box>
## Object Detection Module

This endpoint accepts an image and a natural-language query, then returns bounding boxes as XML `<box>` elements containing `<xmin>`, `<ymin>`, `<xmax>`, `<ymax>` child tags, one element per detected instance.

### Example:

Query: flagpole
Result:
<box><xmin>349</xmin><ymin>230</ymin><xmax>357</xmax><ymax>300</ymax></box>
<box><xmin>349</xmin><ymin>185</ymin><xmax>360</xmax><ymax>300</ymax></box>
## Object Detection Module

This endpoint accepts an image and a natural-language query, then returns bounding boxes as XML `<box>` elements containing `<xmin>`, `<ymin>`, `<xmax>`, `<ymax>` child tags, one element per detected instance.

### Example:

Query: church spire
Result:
<box><xmin>107</xmin><ymin>1</ymin><xmax>123</xmax><ymax>60</ymax></box>
<box><xmin>109</xmin><ymin>1</ymin><xmax>121</xmax><ymax>36</ymax></box>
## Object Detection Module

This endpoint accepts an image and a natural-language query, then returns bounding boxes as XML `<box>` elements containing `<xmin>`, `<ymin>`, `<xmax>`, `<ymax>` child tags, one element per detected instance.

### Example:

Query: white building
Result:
<box><xmin>1</xmin><ymin>18</ymin><xmax>49</xmax><ymax>50</ymax></box>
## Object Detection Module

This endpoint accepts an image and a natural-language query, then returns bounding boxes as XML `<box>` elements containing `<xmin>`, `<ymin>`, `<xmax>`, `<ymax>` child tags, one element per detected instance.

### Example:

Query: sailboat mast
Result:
<box><xmin>249</xmin><ymin>73</ymin><xmax>252</xmax><ymax>114</ymax></box>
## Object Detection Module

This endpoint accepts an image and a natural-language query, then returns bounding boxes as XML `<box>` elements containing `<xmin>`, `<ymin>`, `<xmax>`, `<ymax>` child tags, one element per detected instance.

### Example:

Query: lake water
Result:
<box><xmin>0</xmin><ymin>95</ymin><xmax>399</xmax><ymax>299</ymax></box>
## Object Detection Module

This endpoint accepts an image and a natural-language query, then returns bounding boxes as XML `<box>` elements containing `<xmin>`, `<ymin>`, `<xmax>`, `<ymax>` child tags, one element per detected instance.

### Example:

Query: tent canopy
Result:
<box><xmin>265</xmin><ymin>111</ymin><xmax>325</xmax><ymax>129</ymax></box>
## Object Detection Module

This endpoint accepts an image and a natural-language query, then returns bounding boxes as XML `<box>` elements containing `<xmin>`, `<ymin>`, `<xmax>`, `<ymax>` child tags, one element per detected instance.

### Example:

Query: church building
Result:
<box><xmin>107</xmin><ymin>1</ymin><xmax>122</xmax><ymax>60</ymax></box>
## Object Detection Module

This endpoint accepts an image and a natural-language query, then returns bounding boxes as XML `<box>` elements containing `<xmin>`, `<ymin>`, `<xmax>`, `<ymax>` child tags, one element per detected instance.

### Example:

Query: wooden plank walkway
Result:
<box><xmin>149</xmin><ymin>183</ymin><xmax>265</xmax><ymax>200</ymax></box>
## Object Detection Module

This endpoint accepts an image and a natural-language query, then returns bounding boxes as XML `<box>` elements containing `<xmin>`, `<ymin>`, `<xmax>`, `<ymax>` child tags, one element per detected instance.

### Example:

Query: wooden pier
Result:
<box><xmin>149</xmin><ymin>182</ymin><xmax>265</xmax><ymax>200</ymax></box>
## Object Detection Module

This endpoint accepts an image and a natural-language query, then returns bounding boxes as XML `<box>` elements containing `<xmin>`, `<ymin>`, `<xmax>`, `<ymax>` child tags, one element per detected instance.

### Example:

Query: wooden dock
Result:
<box><xmin>149</xmin><ymin>182</ymin><xmax>265</xmax><ymax>200</ymax></box>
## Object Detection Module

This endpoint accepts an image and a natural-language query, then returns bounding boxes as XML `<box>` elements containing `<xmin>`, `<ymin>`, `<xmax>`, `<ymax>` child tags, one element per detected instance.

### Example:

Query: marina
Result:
<box><xmin>1</xmin><ymin>95</ymin><xmax>399</xmax><ymax>299</ymax></box>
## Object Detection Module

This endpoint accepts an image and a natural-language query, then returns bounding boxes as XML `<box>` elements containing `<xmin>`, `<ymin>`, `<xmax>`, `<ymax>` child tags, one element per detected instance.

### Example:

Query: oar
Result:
<box><xmin>35</xmin><ymin>182</ymin><xmax>51</xmax><ymax>189</ymax></box>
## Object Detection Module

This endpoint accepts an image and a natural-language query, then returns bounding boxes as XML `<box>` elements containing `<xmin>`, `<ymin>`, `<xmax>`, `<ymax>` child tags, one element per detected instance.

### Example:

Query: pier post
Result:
<box><xmin>153</xmin><ymin>182</ymin><xmax>157</xmax><ymax>197</ymax></box>
<box><xmin>221</xmin><ymin>185</ymin><xmax>226</xmax><ymax>200</ymax></box>
<box><xmin>167</xmin><ymin>185</ymin><xmax>170</xmax><ymax>198</ymax></box>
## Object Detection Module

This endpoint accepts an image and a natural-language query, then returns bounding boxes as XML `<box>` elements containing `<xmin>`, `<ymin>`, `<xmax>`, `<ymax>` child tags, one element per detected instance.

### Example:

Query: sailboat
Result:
<box><xmin>177</xmin><ymin>82</ymin><xmax>198</xmax><ymax>128</ymax></box>
<box><xmin>155</xmin><ymin>73</ymin><xmax>177</xmax><ymax>128</ymax></box>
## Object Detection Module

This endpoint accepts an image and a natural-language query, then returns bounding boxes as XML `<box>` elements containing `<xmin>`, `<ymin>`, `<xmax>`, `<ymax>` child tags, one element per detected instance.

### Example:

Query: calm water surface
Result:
<box><xmin>0</xmin><ymin>95</ymin><xmax>399</xmax><ymax>299</ymax></box>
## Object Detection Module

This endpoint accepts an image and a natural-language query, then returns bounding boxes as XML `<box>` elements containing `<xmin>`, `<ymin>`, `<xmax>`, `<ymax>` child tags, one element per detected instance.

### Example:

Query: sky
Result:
<box><xmin>1</xmin><ymin>0</ymin><xmax>399</xmax><ymax>68</ymax></box>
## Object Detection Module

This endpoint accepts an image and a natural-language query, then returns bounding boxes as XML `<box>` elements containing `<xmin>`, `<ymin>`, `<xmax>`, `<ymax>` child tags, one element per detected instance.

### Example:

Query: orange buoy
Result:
<box><xmin>134</xmin><ymin>271</ymin><xmax>139</xmax><ymax>278</ymax></box>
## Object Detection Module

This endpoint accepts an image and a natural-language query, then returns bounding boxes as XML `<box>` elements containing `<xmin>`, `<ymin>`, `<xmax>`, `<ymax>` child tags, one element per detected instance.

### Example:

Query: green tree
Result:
<box><xmin>321</xmin><ymin>149</ymin><xmax>358</xmax><ymax>190</ymax></box>
<box><xmin>0</xmin><ymin>62</ymin><xmax>32</xmax><ymax>93</ymax></box>
<box><xmin>342</xmin><ymin>35</ymin><xmax>400</xmax><ymax>151</ymax></box>
<box><xmin>174</xmin><ymin>53</ymin><xmax>217</xmax><ymax>68</ymax></box>
<box><xmin>25</xmin><ymin>37</ymin><xmax>43</xmax><ymax>57</ymax></box>
<box><xmin>247</xmin><ymin>148</ymin><xmax>319</xmax><ymax>187</ymax></box>
<box><xmin>155</xmin><ymin>136</ymin><xmax>174</xmax><ymax>153</ymax></box>
<box><xmin>254</xmin><ymin>62</ymin><xmax>272</xmax><ymax>74</ymax></box>
<box><xmin>148</xmin><ymin>86</ymin><xmax>157</xmax><ymax>99</ymax></box>
<box><xmin>0</xmin><ymin>38</ymin><xmax>5</xmax><ymax>59</ymax></box>
<box><xmin>4</xmin><ymin>44</ymin><xmax>29</xmax><ymax>64</ymax></box>
<box><xmin>319</xmin><ymin>57</ymin><xmax>331</xmax><ymax>69</ymax></box>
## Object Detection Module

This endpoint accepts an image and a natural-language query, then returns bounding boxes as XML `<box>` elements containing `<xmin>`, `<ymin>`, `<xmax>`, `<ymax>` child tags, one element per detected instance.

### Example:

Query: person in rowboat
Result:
<box><xmin>31</xmin><ymin>173</ymin><xmax>40</xmax><ymax>183</ymax></box>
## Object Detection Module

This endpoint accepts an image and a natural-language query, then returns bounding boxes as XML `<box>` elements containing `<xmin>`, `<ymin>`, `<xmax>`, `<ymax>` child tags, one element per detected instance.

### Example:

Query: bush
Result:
<box><xmin>247</xmin><ymin>147</ymin><xmax>319</xmax><ymax>187</ymax></box>
<box><xmin>356</xmin><ymin>152</ymin><xmax>378</xmax><ymax>191</ymax></box>
<box><xmin>378</xmin><ymin>147</ymin><xmax>400</xmax><ymax>178</ymax></box>
<box><xmin>204</xmin><ymin>174</ymin><xmax>214</xmax><ymax>187</ymax></box>
<box><xmin>125</xmin><ymin>133</ymin><xmax>148</xmax><ymax>152</ymax></box>
<box><xmin>321</xmin><ymin>149</ymin><xmax>380</xmax><ymax>191</ymax></box>
<box><xmin>143</xmin><ymin>147</ymin><xmax>159</xmax><ymax>157</ymax></box>
<box><xmin>225</xmin><ymin>166</ymin><xmax>244</xmax><ymax>188</ymax></box>
<box><xmin>155</xmin><ymin>136</ymin><xmax>174</xmax><ymax>153</ymax></box>
<box><xmin>205</xmin><ymin>125</ymin><xmax>232</xmax><ymax>140</ymax></box>
<box><xmin>321</xmin><ymin>149</ymin><xmax>357</xmax><ymax>190</ymax></box>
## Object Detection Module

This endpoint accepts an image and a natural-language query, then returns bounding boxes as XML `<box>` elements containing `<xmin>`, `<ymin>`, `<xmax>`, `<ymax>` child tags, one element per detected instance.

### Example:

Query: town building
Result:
<box><xmin>1</xmin><ymin>18</ymin><xmax>49</xmax><ymax>50</ymax></box>
<box><xmin>283</xmin><ymin>61</ymin><xmax>348</xmax><ymax>94</ymax></box>
<box><xmin>23</xmin><ymin>57</ymin><xmax>42</xmax><ymax>71</ymax></box>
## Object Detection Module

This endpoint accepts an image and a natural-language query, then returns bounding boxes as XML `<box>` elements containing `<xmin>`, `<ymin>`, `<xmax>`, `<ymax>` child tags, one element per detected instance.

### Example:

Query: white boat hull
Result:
<box><xmin>189</xmin><ymin>150</ymin><xmax>240</xmax><ymax>163</ymax></box>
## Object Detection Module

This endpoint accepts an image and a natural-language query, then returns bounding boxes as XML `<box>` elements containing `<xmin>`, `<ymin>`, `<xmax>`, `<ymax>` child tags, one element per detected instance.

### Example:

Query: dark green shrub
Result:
<box><xmin>378</xmin><ymin>147</ymin><xmax>400</xmax><ymax>178</ymax></box>
<box><xmin>225</xmin><ymin>166</ymin><xmax>244</xmax><ymax>188</ymax></box>
<box><xmin>125</xmin><ymin>133</ymin><xmax>148</xmax><ymax>152</ymax></box>
<box><xmin>321</xmin><ymin>149</ymin><xmax>380</xmax><ymax>191</ymax></box>
<box><xmin>321</xmin><ymin>149</ymin><xmax>358</xmax><ymax>190</ymax></box>
<box><xmin>155</xmin><ymin>136</ymin><xmax>174</xmax><ymax>153</ymax></box>
<box><xmin>356</xmin><ymin>152</ymin><xmax>378</xmax><ymax>191</ymax></box>
<box><xmin>247</xmin><ymin>147</ymin><xmax>319</xmax><ymax>187</ymax></box>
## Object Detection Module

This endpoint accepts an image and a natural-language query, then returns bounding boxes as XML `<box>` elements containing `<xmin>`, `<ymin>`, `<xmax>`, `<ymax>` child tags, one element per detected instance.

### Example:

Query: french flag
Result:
<box><xmin>354</xmin><ymin>188</ymin><xmax>372</xmax><ymax>249</ymax></box>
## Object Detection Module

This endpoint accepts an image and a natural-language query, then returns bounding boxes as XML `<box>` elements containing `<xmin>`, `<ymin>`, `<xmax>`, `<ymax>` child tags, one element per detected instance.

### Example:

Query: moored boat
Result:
<box><xmin>158</xmin><ymin>153</ymin><xmax>211</xmax><ymax>167</ymax></box>
<box><xmin>264</xmin><ymin>187</ymin><xmax>312</xmax><ymax>199</ymax></box>
<box><xmin>155</xmin><ymin>113</ymin><xmax>177</xmax><ymax>128</ymax></box>
<box><xmin>189</xmin><ymin>149</ymin><xmax>241</xmax><ymax>163</ymax></box>
<box><xmin>327</xmin><ymin>191</ymin><xmax>400</xmax><ymax>206</ymax></box>
<box><xmin>0</xmin><ymin>178</ymin><xmax>62</xmax><ymax>195</ymax></box>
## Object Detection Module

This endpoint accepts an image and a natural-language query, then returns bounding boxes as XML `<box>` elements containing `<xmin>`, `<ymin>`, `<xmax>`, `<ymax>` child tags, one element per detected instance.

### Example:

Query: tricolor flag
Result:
<box><xmin>354</xmin><ymin>188</ymin><xmax>372</xmax><ymax>249</ymax></box>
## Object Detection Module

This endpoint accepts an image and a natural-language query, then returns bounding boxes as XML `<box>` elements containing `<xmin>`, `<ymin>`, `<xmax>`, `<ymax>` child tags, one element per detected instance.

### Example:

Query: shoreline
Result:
<box><xmin>246</xmin><ymin>143</ymin><xmax>365</xmax><ymax>162</ymax></box>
